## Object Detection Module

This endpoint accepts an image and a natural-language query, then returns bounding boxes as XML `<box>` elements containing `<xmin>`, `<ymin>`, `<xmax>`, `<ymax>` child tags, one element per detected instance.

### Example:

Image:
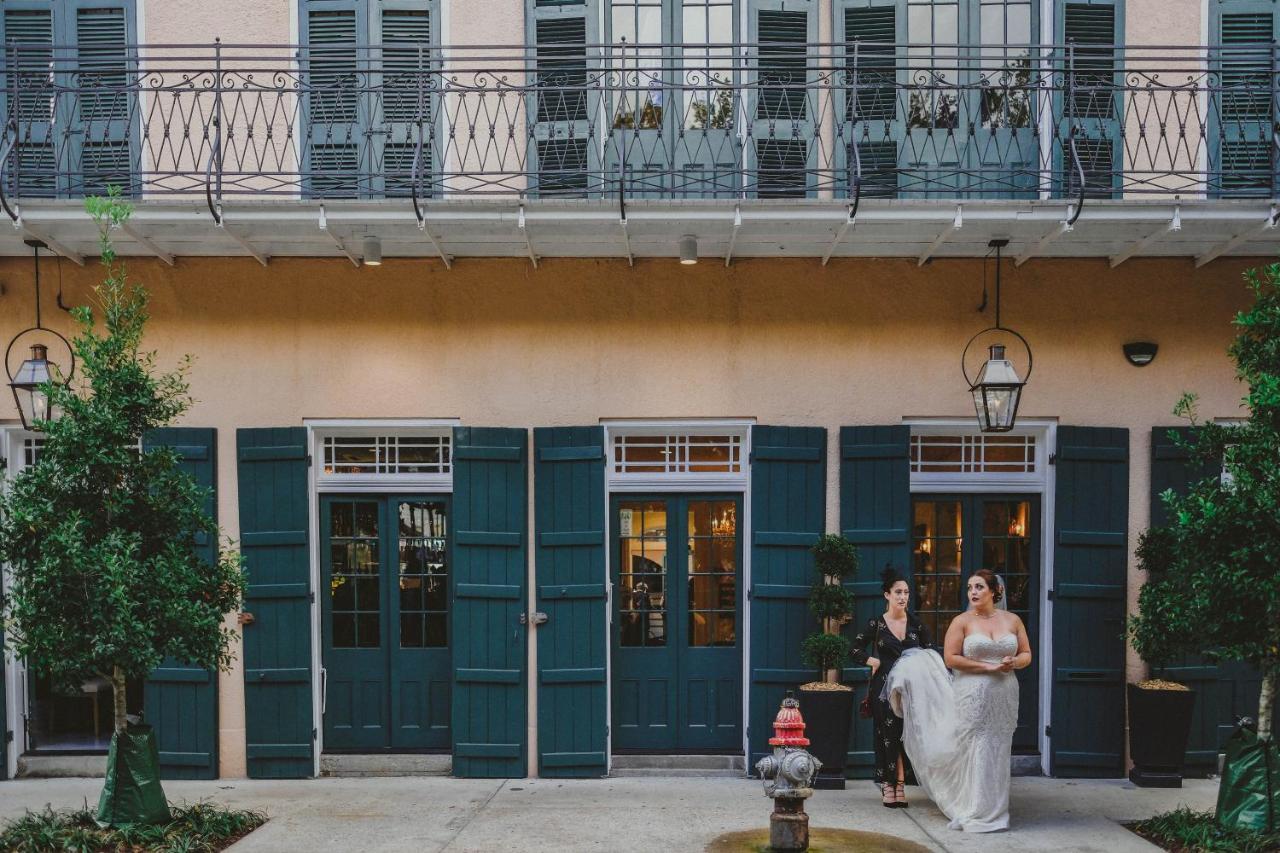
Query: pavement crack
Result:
<box><xmin>901</xmin><ymin>804</ymin><xmax>952</xmax><ymax>853</ymax></box>
<box><xmin>438</xmin><ymin>780</ymin><xmax>506</xmax><ymax>852</ymax></box>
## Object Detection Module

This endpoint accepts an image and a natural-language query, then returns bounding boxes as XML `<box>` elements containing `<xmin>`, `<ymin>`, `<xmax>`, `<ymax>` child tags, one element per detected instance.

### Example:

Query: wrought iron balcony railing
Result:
<box><xmin>1</xmin><ymin>40</ymin><xmax>1277</xmax><ymax>220</ymax></box>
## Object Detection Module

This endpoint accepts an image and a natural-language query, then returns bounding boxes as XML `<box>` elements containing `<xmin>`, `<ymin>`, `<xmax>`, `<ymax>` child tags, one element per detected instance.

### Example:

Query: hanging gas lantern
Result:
<box><xmin>962</xmin><ymin>240</ymin><xmax>1032</xmax><ymax>433</ymax></box>
<box><xmin>5</xmin><ymin>240</ymin><xmax>74</xmax><ymax>431</ymax></box>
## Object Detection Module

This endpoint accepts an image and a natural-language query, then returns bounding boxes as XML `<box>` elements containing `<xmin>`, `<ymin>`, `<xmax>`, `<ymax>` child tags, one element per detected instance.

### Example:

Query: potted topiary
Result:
<box><xmin>799</xmin><ymin>534</ymin><xmax>859</xmax><ymax>790</ymax></box>
<box><xmin>1127</xmin><ymin>526</ymin><xmax>1198</xmax><ymax>788</ymax></box>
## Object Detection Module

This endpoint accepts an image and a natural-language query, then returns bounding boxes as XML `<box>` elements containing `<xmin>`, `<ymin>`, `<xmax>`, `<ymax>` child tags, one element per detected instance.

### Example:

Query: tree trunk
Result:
<box><xmin>1258</xmin><ymin>666</ymin><xmax>1276</xmax><ymax>741</ymax></box>
<box><xmin>111</xmin><ymin>666</ymin><xmax>128</xmax><ymax>735</ymax></box>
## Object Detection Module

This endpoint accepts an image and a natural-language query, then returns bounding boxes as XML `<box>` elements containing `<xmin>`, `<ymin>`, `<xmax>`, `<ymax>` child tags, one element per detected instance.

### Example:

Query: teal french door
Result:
<box><xmin>612</xmin><ymin>495</ymin><xmax>743</xmax><ymax>752</ymax></box>
<box><xmin>910</xmin><ymin>493</ymin><xmax>1041</xmax><ymax>752</ymax></box>
<box><xmin>321</xmin><ymin>495</ymin><xmax>452</xmax><ymax>752</ymax></box>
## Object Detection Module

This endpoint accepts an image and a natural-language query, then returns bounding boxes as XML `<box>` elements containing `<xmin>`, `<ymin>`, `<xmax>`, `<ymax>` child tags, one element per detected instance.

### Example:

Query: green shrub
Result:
<box><xmin>0</xmin><ymin>802</ymin><xmax>267</xmax><ymax>853</ymax></box>
<box><xmin>1130</xmin><ymin>807</ymin><xmax>1280</xmax><ymax>853</ymax></box>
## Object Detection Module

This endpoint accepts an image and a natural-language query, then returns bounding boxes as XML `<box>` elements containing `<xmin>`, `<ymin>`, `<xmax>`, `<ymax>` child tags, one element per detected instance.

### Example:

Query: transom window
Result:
<box><xmin>612</xmin><ymin>433</ymin><xmax>743</xmax><ymax>475</ymax></box>
<box><xmin>322</xmin><ymin>434</ymin><xmax>451</xmax><ymax>476</ymax></box>
<box><xmin>910</xmin><ymin>433</ymin><xmax>1036</xmax><ymax>474</ymax></box>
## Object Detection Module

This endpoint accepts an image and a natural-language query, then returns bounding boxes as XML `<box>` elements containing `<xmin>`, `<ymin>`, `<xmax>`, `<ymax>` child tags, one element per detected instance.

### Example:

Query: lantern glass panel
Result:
<box><xmin>972</xmin><ymin>384</ymin><xmax>1022</xmax><ymax>432</ymax></box>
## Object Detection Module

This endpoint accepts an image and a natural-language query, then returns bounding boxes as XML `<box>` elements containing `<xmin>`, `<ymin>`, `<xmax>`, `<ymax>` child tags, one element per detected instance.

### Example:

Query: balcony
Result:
<box><xmin>0</xmin><ymin>40</ymin><xmax>1277</xmax><ymax>265</ymax></box>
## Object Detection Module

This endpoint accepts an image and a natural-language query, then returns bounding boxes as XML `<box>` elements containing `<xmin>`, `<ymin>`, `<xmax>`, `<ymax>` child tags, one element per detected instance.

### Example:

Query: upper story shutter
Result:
<box><xmin>304</xmin><ymin>0</ymin><xmax>365</xmax><ymax>198</ymax></box>
<box><xmin>377</xmin><ymin>2</ymin><xmax>434</xmax><ymax>197</ymax></box>
<box><xmin>1213</xmin><ymin>0</ymin><xmax>1278</xmax><ymax>196</ymax></box>
<box><xmin>1060</xmin><ymin>0</ymin><xmax>1121</xmax><ymax>198</ymax></box>
<box><xmin>839</xmin><ymin>0</ymin><xmax>901</xmax><ymax>198</ymax></box>
<box><xmin>67</xmin><ymin>0</ymin><xmax>134</xmax><ymax>196</ymax></box>
<box><xmin>1</xmin><ymin>3</ymin><xmax>56</xmax><ymax>197</ymax></box>
<box><xmin>751</xmin><ymin>0</ymin><xmax>818</xmax><ymax>198</ymax></box>
<box><xmin>529</xmin><ymin>0</ymin><xmax>596</xmax><ymax>196</ymax></box>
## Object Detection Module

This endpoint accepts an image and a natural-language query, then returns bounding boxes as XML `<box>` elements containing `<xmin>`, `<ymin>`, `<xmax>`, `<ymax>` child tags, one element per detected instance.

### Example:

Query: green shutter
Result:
<box><xmin>1212</xmin><ymin>0</ymin><xmax>1278</xmax><ymax>197</ymax></box>
<box><xmin>1058</xmin><ymin>0</ymin><xmax>1123</xmax><ymax>199</ymax></box>
<box><xmin>1</xmin><ymin>3</ymin><xmax>56</xmax><ymax>197</ymax></box>
<box><xmin>69</xmin><ymin>0</ymin><xmax>134</xmax><ymax>195</ymax></box>
<box><xmin>452</xmin><ymin>427</ymin><xmax>529</xmax><ymax>778</ymax></box>
<box><xmin>142</xmin><ymin>428</ymin><xmax>220</xmax><ymax>780</ymax></box>
<box><xmin>1050</xmin><ymin>426</ymin><xmax>1127</xmax><ymax>778</ymax></box>
<box><xmin>839</xmin><ymin>425</ymin><xmax>909</xmax><ymax>777</ymax></box>
<box><xmin>304</xmin><ymin>0</ymin><xmax>365</xmax><ymax>198</ymax></box>
<box><xmin>837</xmin><ymin>0</ymin><xmax>902</xmax><ymax>199</ymax></box>
<box><xmin>528</xmin><ymin>0</ymin><xmax>597</xmax><ymax>196</ymax></box>
<box><xmin>376</xmin><ymin>1</ymin><xmax>436</xmax><ymax>197</ymax></box>
<box><xmin>751</xmin><ymin>0</ymin><xmax>817</xmax><ymax>197</ymax></box>
<box><xmin>1</xmin><ymin>612</ymin><xmax>7</xmax><ymax>779</ymax></box>
<box><xmin>533</xmin><ymin>427</ymin><xmax>606</xmax><ymax>778</ymax></box>
<box><xmin>237</xmin><ymin>427</ymin><xmax>313</xmax><ymax>779</ymax></box>
<box><xmin>748</xmin><ymin>426</ymin><xmax>826</xmax><ymax>773</ymax></box>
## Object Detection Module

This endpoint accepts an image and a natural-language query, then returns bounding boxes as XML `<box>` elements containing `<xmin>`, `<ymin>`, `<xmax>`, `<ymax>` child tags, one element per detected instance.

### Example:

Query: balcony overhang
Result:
<box><xmin>0</xmin><ymin>198</ymin><xmax>1275</xmax><ymax>268</ymax></box>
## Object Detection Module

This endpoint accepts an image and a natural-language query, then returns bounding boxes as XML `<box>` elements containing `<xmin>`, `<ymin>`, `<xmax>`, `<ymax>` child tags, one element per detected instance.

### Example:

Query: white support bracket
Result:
<box><xmin>1014</xmin><ymin>206</ymin><xmax>1075</xmax><ymax>268</ymax></box>
<box><xmin>821</xmin><ymin>205</ymin><xmax>857</xmax><ymax>266</ymax></box>
<box><xmin>416</xmin><ymin>217</ymin><xmax>453</xmax><ymax>270</ymax></box>
<box><xmin>213</xmin><ymin>213</ymin><xmax>269</xmax><ymax>267</ymax></box>
<box><xmin>518</xmin><ymin>205</ymin><xmax>539</xmax><ymax>269</ymax></box>
<box><xmin>619</xmin><ymin>215</ymin><xmax>634</xmax><ymax>267</ymax></box>
<box><xmin>1195</xmin><ymin>205</ymin><xmax>1279</xmax><ymax>269</ymax></box>
<box><xmin>318</xmin><ymin>205</ymin><xmax>360</xmax><ymax>268</ymax></box>
<box><xmin>20</xmin><ymin>223</ymin><xmax>84</xmax><ymax>266</ymax></box>
<box><xmin>120</xmin><ymin>222</ymin><xmax>175</xmax><ymax>267</ymax></box>
<box><xmin>1109</xmin><ymin>205</ymin><xmax>1181</xmax><ymax>269</ymax></box>
<box><xmin>724</xmin><ymin>205</ymin><xmax>742</xmax><ymax>267</ymax></box>
<box><xmin>917</xmin><ymin>206</ymin><xmax>963</xmax><ymax>267</ymax></box>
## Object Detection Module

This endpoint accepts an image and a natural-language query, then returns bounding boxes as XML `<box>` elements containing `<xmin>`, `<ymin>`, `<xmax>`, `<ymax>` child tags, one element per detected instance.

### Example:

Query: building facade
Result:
<box><xmin>0</xmin><ymin>0</ymin><xmax>1275</xmax><ymax>782</ymax></box>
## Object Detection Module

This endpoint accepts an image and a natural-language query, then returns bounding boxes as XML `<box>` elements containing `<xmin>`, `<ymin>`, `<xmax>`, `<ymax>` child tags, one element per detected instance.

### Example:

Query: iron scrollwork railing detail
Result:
<box><xmin>0</xmin><ymin>40</ymin><xmax>1276</xmax><ymax>210</ymax></box>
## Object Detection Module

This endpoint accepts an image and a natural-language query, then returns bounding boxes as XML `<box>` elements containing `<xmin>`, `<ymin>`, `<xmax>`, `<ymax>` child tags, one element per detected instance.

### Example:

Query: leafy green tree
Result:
<box><xmin>1129</xmin><ymin>262</ymin><xmax>1280</xmax><ymax>738</ymax></box>
<box><xmin>0</xmin><ymin>190</ymin><xmax>245</xmax><ymax>740</ymax></box>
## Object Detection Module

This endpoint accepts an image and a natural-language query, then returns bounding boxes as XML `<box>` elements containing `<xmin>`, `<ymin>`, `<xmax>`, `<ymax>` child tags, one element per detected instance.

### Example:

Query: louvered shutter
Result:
<box><xmin>838</xmin><ymin>0</ymin><xmax>902</xmax><ymax>198</ymax></box>
<box><xmin>376</xmin><ymin>1</ymin><xmax>435</xmax><ymax>197</ymax></box>
<box><xmin>529</xmin><ymin>0</ymin><xmax>598</xmax><ymax>197</ymax></box>
<box><xmin>303</xmin><ymin>0</ymin><xmax>366</xmax><ymax>198</ymax></box>
<box><xmin>67</xmin><ymin>1</ymin><xmax>134</xmax><ymax>196</ymax></box>
<box><xmin>748</xmin><ymin>427</ymin><xmax>826</xmax><ymax>774</ymax></box>
<box><xmin>1</xmin><ymin>4</ymin><xmax>56</xmax><ymax>198</ymax></box>
<box><xmin>1059</xmin><ymin>0</ymin><xmax>1122</xmax><ymax>199</ymax></box>
<box><xmin>1213</xmin><ymin>1</ymin><xmax>1278</xmax><ymax>197</ymax></box>
<box><xmin>751</xmin><ymin>0</ymin><xmax>817</xmax><ymax>197</ymax></box>
<box><xmin>143</xmin><ymin>428</ymin><xmax>220</xmax><ymax>780</ymax></box>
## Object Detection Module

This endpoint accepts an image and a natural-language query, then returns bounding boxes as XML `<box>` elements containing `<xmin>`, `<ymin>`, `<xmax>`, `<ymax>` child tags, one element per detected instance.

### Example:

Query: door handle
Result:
<box><xmin>320</xmin><ymin>667</ymin><xmax>327</xmax><ymax>715</ymax></box>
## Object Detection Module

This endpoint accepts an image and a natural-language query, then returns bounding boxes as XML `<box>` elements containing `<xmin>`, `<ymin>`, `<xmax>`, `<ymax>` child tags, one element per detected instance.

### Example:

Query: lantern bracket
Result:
<box><xmin>961</xmin><ymin>238</ymin><xmax>1032</xmax><ymax>395</ymax></box>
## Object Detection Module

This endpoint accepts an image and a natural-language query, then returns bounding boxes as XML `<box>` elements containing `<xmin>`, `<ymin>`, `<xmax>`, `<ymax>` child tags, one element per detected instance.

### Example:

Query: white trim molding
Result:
<box><xmin>602</xmin><ymin>418</ymin><xmax>753</xmax><ymax>492</ymax></box>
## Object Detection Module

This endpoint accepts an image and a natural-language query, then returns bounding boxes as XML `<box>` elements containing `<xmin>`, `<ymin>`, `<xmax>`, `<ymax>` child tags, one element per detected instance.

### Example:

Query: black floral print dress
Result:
<box><xmin>850</xmin><ymin>613</ymin><xmax>934</xmax><ymax>786</ymax></box>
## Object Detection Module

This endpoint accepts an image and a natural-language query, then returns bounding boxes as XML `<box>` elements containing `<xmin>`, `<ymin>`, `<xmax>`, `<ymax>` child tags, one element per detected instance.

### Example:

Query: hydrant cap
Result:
<box><xmin>768</xmin><ymin>695</ymin><xmax>810</xmax><ymax>747</ymax></box>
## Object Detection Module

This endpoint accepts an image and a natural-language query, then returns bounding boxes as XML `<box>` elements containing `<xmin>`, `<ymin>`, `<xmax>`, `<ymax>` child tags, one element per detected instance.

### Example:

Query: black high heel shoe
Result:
<box><xmin>893</xmin><ymin>782</ymin><xmax>909</xmax><ymax>808</ymax></box>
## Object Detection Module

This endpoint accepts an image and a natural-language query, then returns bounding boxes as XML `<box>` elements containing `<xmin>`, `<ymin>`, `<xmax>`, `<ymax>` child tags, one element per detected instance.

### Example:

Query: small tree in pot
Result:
<box><xmin>0</xmin><ymin>191</ymin><xmax>246</xmax><ymax>826</ymax></box>
<box><xmin>799</xmin><ymin>534</ymin><xmax>858</xmax><ymax>790</ymax></box>
<box><xmin>1128</xmin><ymin>262</ymin><xmax>1279</xmax><ymax>826</ymax></box>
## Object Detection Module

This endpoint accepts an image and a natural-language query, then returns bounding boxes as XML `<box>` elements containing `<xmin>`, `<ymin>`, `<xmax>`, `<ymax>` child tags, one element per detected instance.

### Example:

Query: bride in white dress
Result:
<box><xmin>881</xmin><ymin>570</ymin><xmax>1032</xmax><ymax>833</ymax></box>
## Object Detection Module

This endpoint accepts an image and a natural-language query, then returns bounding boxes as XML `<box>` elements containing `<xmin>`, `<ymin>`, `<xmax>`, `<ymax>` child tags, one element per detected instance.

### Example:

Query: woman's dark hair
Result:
<box><xmin>971</xmin><ymin>569</ymin><xmax>1004</xmax><ymax>604</ymax></box>
<box><xmin>880</xmin><ymin>566</ymin><xmax>908</xmax><ymax>595</ymax></box>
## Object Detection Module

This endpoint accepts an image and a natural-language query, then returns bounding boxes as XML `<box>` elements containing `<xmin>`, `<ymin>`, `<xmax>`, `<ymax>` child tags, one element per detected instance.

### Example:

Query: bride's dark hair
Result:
<box><xmin>971</xmin><ymin>569</ymin><xmax>1003</xmax><ymax>603</ymax></box>
<box><xmin>880</xmin><ymin>565</ymin><xmax>907</xmax><ymax>594</ymax></box>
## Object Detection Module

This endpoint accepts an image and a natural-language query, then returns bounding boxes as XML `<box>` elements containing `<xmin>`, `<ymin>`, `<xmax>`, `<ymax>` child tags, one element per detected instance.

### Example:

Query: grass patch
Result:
<box><xmin>1128</xmin><ymin>807</ymin><xmax>1280</xmax><ymax>853</ymax></box>
<box><xmin>0</xmin><ymin>801</ymin><xmax>266</xmax><ymax>852</ymax></box>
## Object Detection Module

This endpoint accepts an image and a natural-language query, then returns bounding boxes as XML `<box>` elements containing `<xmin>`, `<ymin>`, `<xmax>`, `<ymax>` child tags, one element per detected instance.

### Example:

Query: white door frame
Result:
<box><xmin>904</xmin><ymin>418</ymin><xmax>1057</xmax><ymax>776</ymax></box>
<box><xmin>304</xmin><ymin>418</ymin><xmax>458</xmax><ymax>775</ymax></box>
<box><xmin>601</xmin><ymin>419</ymin><xmax>754</xmax><ymax>769</ymax></box>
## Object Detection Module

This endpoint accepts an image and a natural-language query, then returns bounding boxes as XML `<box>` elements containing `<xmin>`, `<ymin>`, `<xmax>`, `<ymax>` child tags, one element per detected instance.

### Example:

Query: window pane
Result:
<box><xmin>357</xmin><ymin>613</ymin><xmax>380</xmax><ymax>648</ymax></box>
<box><xmin>425</xmin><ymin>614</ymin><xmax>447</xmax><ymax>647</ymax></box>
<box><xmin>401</xmin><ymin>613</ymin><xmax>424</xmax><ymax>648</ymax></box>
<box><xmin>356</xmin><ymin>502</ymin><xmax>379</xmax><ymax>537</ymax></box>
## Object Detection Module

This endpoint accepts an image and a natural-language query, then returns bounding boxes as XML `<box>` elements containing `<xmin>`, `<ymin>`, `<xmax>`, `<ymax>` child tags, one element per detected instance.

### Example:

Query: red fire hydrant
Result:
<box><xmin>755</xmin><ymin>693</ymin><xmax>822</xmax><ymax>851</ymax></box>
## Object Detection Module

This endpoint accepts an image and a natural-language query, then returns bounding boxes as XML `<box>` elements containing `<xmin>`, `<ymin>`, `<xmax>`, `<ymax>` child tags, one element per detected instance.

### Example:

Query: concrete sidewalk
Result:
<box><xmin>0</xmin><ymin>775</ymin><xmax>1217</xmax><ymax>852</ymax></box>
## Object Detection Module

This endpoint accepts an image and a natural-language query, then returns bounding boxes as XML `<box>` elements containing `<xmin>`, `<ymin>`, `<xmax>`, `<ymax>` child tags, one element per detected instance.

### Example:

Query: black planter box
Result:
<box><xmin>1128</xmin><ymin>683</ymin><xmax>1197</xmax><ymax>788</ymax></box>
<box><xmin>798</xmin><ymin>687</ymin><xmax>854</xmax><ymax>791</ymax></box>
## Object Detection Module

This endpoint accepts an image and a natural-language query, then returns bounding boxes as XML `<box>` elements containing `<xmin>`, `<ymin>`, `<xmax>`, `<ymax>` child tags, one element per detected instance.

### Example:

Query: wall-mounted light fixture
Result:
<box><xmin>363</xmin><ymin>236</ymin><xmax>382</xmax><ymax>266</ymax></box>
<box><xmin>1123</xmin><ymin>341</ymin><xmax>1158</xmax><ymax>367</ymax></box>
<box><xmin>679</xmin><ymin>235</ymin><xmax>698</xmax><ymax>265</ymax></box>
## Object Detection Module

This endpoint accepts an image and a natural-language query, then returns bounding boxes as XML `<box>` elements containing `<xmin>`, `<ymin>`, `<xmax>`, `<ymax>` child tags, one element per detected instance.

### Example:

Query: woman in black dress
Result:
<box><xmin>850</xmin><ymin>567</ymin><xmax>934</xmax><ymax>808</ymax></box>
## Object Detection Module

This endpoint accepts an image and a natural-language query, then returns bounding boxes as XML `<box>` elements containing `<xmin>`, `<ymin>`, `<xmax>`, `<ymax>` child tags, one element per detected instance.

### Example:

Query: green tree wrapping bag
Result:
<box><xmin>1216</xmin><ymin>725</ymin><xmax>1277</xmax><ymax>833</ymax></box>
<box><xmin>96</xmin><ymin>724</ymin><xmax>171</xmax><ymax>826</ymax></box>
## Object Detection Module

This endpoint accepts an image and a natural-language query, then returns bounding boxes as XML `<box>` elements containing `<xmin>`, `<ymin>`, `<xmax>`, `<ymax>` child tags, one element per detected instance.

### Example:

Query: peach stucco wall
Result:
<box><xmin>0</xmin><ymin>252</ymin><xmax>1258</xmax><ymax>775</ymax></box>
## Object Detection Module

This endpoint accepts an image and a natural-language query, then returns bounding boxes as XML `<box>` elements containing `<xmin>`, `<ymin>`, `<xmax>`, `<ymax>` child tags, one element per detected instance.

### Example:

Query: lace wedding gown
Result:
<box><xmin>881</xmin><ymin>634</ymin><xmax>1019</xmax><ymax>833</ymax></box>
